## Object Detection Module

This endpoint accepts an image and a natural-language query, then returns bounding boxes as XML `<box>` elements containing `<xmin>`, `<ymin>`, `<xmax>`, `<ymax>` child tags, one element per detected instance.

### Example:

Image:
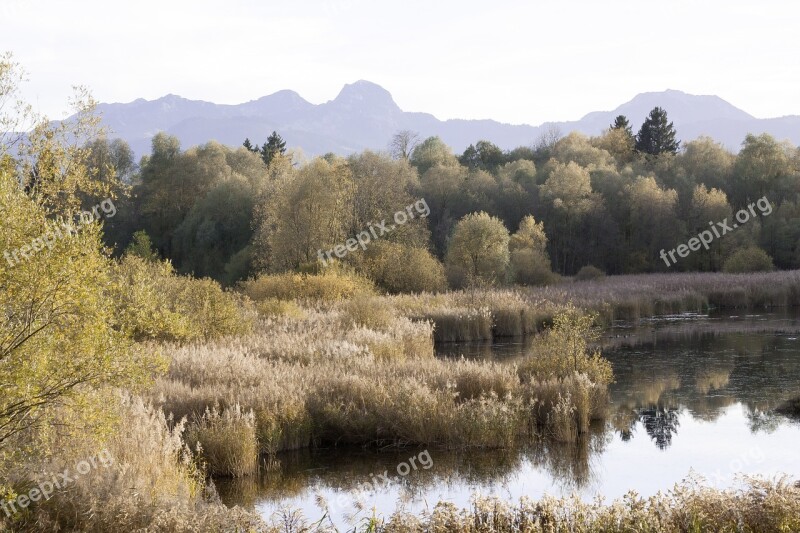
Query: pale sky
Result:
<box><xmin>2</xmin><ymin>0</ymin><xmax>799</xmax><ymax>125</ymax></box>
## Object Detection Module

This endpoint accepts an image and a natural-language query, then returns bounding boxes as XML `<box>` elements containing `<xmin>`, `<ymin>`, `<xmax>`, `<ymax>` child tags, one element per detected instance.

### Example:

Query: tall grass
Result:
<box><xmin>151</xmin><ymin>305</ymin><xmax>612</xmax><ymax>473</ymax></box>
<box><xmin>533</xmin><ymin>270</ymin><xmax>800</xmax><ymax>324</ymax></box>
<box><xmin>186</xmin><ymin>404</ymin><xmax>259</xmax><ymax>477</ymax></box>
<box><xmin>392</xmin><ymin>290</ymin><xmax>561</xmax><ymax>342</ymax></box>
<box><xmin>0</xmin><ymin>396</ymin><xmax>267</xmax><ymax>532</ymax></box>
<box><xmin>372</xmin><ymin>476</ymin><xmax>800</xmax><ymax>533</ymax></box>
<box><xmin>385</xmin><ymin>271</ymin><xmax>800</xmax><ymax>342</ymax></box>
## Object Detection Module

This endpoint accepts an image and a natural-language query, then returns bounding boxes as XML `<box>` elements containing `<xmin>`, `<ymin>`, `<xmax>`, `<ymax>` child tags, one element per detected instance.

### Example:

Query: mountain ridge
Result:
<box><xmin>92</xmin><ymin>83</ymin><xmax>800</xmax><ymax>159</ymax></box>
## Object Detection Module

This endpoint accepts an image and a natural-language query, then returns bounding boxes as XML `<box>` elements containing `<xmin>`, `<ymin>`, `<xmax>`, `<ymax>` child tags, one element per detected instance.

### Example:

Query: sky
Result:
<box><xmin>2</xmin><ymin>0</ymin><xmax>799</xmax><ymax>125</ymax></box>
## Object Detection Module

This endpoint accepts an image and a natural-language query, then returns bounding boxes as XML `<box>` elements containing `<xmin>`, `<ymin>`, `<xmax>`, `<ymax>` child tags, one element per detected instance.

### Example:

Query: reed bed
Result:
<box><xmin>365</xmin><ymin>476</ymin><xmax>800</xmax><ymax>533</ymax></box>
<box><xmin>0</xmin><ymin>396</ymin><xmax>266</xmax><ymax>533</ymax></box>
<box><xmin>237</xmin><ymin>270</ymin><xmax>800</xmax><ymax>344</ymax></box>
<box><xmin>387</xmin><ymin>270</ymin><xmax>800</xmax><ymax>342</ymax></box>
<box><xmin>152</xmin><ymin>304</ymin><xmax>611</xmax><ymax>475</ymax></box>
<box><xmin>391</xmin><ymin>290</ymin><xmax>563</xmax><ymax>342</ymax></box>
<box><xmin>532</xmin><ymin>270</ymin><xmax>800</xmax><ymax>324</ymax></box>
<box><xmin>185</xmin><ymin>404</ymin><xmax>259</xmax><ymax>477</ymax></box>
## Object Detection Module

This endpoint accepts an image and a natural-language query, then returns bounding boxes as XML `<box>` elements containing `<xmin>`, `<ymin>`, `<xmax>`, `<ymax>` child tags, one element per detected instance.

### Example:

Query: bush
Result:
<box><xmin>510</xmin><ymin>248</ymin><xmax>558</xmax><ymax>286</ymax></box>
<box><xmin>112</xmin><ymin>255</ymin><xmax>256</xmax><ymax>343</ymax></box>
<box><xmin>723</xmin><ymin>246</ymin><xmax>775</xmax><ymax>273</ymax></box>
<box><xmin>240</xmin><ymin>268</ymin><xmax>375</xmax><ymax>303</ymax></box>
<box><xmin>518</xmin><ymin>307</ymin><xmax>612</xmax><ymax>386</ymax></box>
<box><xmin>353</xmin><ymin>241</ymin><xmax>447</xmax><ymax>294</ymax></box>
<box><xmin>574</xmin><ymin>264</ymin><xmax>606</xmax><ymax>281</ymax></box>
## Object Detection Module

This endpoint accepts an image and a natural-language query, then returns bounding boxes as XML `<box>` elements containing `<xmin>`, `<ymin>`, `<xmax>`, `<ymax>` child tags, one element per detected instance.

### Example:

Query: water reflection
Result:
<box><xmin>220</xmin><ymin>312</ymin><xmax>800</xmax><ymax>526</ymax></box>
<box><xmin>217</xmin><ymin>428</ymin><xmax>610</xmax><ymax>518</ymax></box>
<box><xmin>606</xmin><ymin>325</ymin><xmax>800</xmax><ymax>439</ymax></box>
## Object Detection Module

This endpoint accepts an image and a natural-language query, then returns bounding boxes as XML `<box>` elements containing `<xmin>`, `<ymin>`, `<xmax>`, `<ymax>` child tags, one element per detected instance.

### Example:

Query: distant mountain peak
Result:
<box><xmin>330</xmin><ymin>80</ymin><xmax>400</xmax><ymax>112</ymax></box>
<box><xmin>242</xmin><ymin>89</ymin><xmax>312</xmax><ymax>115</ymax></box>
<box><xmin>576</xmin><ymin>90</ymin><xmax>754</xmax><ymax>130</ymax></box>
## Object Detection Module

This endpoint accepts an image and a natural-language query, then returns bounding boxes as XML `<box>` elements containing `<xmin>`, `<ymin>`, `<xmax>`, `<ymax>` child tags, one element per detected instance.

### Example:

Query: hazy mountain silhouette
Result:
<box><xmin>93</xmin><ymin>81</ymin><xmax>800</xmax><ymax>159</ymax></box>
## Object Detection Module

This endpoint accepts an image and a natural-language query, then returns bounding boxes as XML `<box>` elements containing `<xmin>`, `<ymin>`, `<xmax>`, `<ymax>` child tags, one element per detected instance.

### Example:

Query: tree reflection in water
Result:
<box><xmin>637</xmin><ymin>405</ymin><xmax>681</xmax><ymax>450</ymax></box>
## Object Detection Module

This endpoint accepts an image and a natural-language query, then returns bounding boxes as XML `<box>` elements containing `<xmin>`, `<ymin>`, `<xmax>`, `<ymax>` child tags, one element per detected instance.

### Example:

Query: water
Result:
<box><xmin>217</xmin><ymin>311</ymin><xmax>800</xmax><ymax>527</ymax></box>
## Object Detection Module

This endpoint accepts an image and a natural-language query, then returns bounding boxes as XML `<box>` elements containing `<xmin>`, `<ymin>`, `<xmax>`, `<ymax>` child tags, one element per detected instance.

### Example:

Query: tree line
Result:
<box><xmin>87</xmin><ymin>106</ymin><xmax>800</xmax><ymax>289</ymax></box>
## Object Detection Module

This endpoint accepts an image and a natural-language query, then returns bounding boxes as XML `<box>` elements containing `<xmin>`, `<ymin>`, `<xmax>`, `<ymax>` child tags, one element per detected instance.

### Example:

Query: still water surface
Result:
<box><xmin>218</xmin><ymin>311</ymin><xmax>800</xmax><ymax>525</ymax></box>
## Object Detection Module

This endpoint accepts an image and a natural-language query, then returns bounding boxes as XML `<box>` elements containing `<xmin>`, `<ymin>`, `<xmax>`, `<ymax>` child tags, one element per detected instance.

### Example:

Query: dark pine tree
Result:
<box><xmin>260</xmin><ymin>131</ymin><xmax>287</xmax><ymax>167</ymax></box>
<box><xmin>611</xmin><ymin>115</ymin><xmax>633</xmax><ymax>137</ymax></box>
<box><xmin>635</xmin><ymin>107</ymin><xmax>680</xmax><ymax>156</ymax></box>
<box><xmin>242</xmin><ymin>138</ymin><xmax>258</xmax><ymax>153</ymax></box>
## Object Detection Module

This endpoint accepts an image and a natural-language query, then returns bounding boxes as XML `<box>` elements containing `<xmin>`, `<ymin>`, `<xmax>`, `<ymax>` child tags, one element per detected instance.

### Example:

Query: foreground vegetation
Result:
<box><xmin>287</xmin><ymin>477</ymin><xmax>800</xmax><ymax>532</ymax></box>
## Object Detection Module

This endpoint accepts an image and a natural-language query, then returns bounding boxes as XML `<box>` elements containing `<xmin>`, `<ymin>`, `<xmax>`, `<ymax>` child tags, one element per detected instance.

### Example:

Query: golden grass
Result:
<box><xmin>149</xmin><ymin>303</ymin><xmax>611</xmax><ymax>480</ymax></box>
<box><xmin>10</xmin><ymin>270</ymin><xmax>800</xmax><ymax>530</ymax></box>
<box><xmin>186</xmin><ymin>404</ymin><xmax>259</xmax><ymax>477</ymax></box>
<box><xmin>390</xmin><ymin>289</ymin><xmax>562</xmax><ymax>342</ymax></box>
<box><xmin>240</xmin><ymin>268</ymin><xmax>376</xmax><ymax>304</ymax></box>
<box><xmin>0</xmin><ymin>395</ymin><xmax>267</xmax><ymax>532</ymax></box>
<box><xmin>531</xmin><ymin>270</ymin><xmax>800</xmax><ymax>324</ymax></box>
<box><xmin>372</xmin><ymin>476</ymin><xmax>800</xmax><ymax>533</ymax></box>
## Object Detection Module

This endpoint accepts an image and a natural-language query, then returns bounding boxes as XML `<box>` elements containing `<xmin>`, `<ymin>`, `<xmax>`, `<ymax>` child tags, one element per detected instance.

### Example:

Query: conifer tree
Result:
<box><xmin>242</xmin><ymin>138</ymin><xmax>258</xmax><ymax>153</ymax></box>
<box><xmin>611</xmin><ymin>115</ymin><xmax>633</xmax><ymax>137</ymax></box>
<box><xmin>635</xmin><ymin>107</ymin><xmax>680</xmax><ymax>155</ymax></box>
<box><xmin>260</xmin><ymin>131</ymin><xmax>287</xmax><ymax>167</ymax></box>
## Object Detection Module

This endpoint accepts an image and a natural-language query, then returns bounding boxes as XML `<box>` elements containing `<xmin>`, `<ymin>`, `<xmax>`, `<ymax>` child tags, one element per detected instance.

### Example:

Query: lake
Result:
<box><xmin>217</xmin><ymin>311</ymin><xmax>800</xmax><ymax>527</ymax></box>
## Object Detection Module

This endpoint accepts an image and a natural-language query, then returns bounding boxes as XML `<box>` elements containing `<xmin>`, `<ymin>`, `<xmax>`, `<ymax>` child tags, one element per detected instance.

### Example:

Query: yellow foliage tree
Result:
<box><xmin>0</xmin><ymin>167</ymin><xmax>164</xmax><ymax>455</ymax></box>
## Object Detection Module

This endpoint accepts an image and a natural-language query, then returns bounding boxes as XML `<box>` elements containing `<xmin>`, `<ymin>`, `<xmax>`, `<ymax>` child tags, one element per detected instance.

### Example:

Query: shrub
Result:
<box><xmin>354</xmin><ymin>241</ymin><xmax>447</xmax><ymax>294</ymax></box>
<box><xmin>574</xmin><ymin>264</ymin><xmax>606</xmax><ymax>281</ymax></box>
<box><xmin>518</xmin><ymin>307</ymin><xmax>612</xmax><ymax>386</ymax></box>
<box><xmin>723</xmin><ymin>246</ymin><xmax>775</xmax><ymax>273</ymax></box>
<box><xmin>112</xmin><ymin>255</ymin><xmax>256</xmax><ymax>343</ymax></box>
<box><xmin>510</xmin><ymin>248</ymin><xmax>557</xmax><ymax>286</ymax></box>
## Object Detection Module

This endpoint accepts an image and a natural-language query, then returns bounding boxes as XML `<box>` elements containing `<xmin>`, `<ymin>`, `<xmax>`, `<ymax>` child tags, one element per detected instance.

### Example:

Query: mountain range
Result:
<box><xmin>93</xmin><ymin>81</ymin><xmax>800</xmax><ymax>159</ymax></box>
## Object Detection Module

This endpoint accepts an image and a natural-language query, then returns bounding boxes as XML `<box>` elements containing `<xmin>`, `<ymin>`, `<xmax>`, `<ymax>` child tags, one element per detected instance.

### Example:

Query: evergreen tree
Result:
<box><xmin>242</xmin><ymin>138</ymin><xmax>258</xmax><ymax>153</ymax></box>
<box><xmin>635</xmin><ymin>107</ymin><xmax>680</xmax><ymax>156</ymax></box>
<box><xmin>260</xmin><ymin>131</ymin><xmax>287</xmax><ymax>167</ymax></box>
<box><xmin>611</xmin><ymin>115</ymin><xmax>633</xmax><ymax>137</ymax></box>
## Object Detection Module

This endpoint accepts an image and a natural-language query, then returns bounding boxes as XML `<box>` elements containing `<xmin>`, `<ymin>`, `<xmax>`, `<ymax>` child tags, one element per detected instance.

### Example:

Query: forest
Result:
<box><xmin>92</xmin><ymin>107</ymin><xmax>800</xmax><ymax>291</ymax></box>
